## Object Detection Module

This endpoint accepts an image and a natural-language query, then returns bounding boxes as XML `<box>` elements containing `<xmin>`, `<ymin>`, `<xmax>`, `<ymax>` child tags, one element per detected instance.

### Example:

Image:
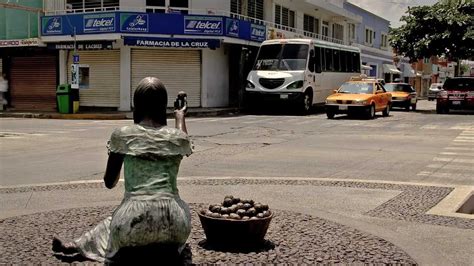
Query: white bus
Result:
<box><xmin>245</xmin><ymin>38</ymin><xmax>361</xmax><ymax>113</ymax></box>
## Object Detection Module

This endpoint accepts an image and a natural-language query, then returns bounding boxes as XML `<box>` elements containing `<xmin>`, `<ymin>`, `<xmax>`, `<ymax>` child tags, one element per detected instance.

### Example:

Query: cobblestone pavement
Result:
<box><xmin>0</xmin><ymin>204</ymin><xmax>416</xmax><ymax>264</ymax></box>
<box><xmin>2</xmin><ymin>178</ymin><xmax>472</xmax><ymax>229</ymax></box>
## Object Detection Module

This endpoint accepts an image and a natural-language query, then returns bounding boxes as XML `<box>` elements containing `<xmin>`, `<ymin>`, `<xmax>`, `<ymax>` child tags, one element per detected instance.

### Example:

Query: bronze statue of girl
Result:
<box><xmin>52</xmin><ymin>77</ymin><xmax>192</xmax><ymax>263</ymax></box>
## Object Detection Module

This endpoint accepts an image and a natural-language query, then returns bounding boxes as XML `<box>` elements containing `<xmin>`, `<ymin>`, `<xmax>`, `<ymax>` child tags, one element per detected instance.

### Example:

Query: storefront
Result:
<box><xmin>0</xmin><ymin>39</ymin><xmax>58</xmax><ymax>111</ymax></box>
<box><xmin>40</xmin><ymin>12</ymin><xmax>265</xmax><ymax>110</ymax></box>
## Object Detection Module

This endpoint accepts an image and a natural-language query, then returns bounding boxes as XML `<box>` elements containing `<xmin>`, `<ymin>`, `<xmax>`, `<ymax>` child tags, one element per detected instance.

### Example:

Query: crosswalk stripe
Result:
<box><xmin>426</xmin><ymin>164</ymin><xmax>474</xmax><ymax>171</ymax></box>
<box><xmin>445</xmin><ymin>146</ymin><xmax>474</xmax><ymax>151</ymax></box>
<box><xmin>456</xmin><ymin>136</ymin><xmax>474</xmax><ymax>140</ymax></box>
<box><xmin>439</xmin><ymin>152</ymin><xmax>474</xmax><ymax>157</ymax></box>
<box><xmin>417</xmin><ymin>171</ymin><xmax>471</xmax><ymax>178</ymax></box>
<box><xmin>433</xmin><ymin>157</ymin><xmax>474</xmax><ymax>163</ymax></box>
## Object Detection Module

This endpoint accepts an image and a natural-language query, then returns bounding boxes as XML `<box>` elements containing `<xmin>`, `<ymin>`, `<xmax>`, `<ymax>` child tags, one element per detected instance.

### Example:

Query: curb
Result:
<box><xmin>0</xmin><ymin>108</ymin><xmax>240</xmax><ymax>120</ymax></box>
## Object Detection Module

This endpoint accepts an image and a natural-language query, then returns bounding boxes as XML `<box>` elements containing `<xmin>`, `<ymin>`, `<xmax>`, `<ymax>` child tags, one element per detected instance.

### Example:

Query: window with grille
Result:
<box><xmin>231</xmin><ymin>0</ymin><xmax>263</xmax><ymax>20</ymax></box>
<box><xmin>348</xmin><ymin>23</ymin><xmax>356</xmax><ymax>40</ymax></box>
<box><xmin>322</xmin><ymin>21</ymin><xmax>329</xmax><ymax>38</ymax></box>
<box><xmin>304</xmin><ymin>14</ymin><xmax>320</xmax><ymax>36</ymax></box>
<box><xmin>275</xmin><ymin>4</ymin><xmax>295</xmax><ymax>29</ymax></box>
<box><xmin>381</xmin><ymin>33</ymin><xmax>388</xmax><ymax>48</ymax></box>
<box><xmin>365</xmin><ymin>27</ymin><xmax>374</xmax><ymax>46</ymax></box>
<box><xmin>332</xmin><ymin>23</ymin><xmax>344</xmax><ymax>41</ymax></box>
<box><xmin>66</xmin><ymin>0</ymin><xmax>119</xmax><ymax>11</ymax></box>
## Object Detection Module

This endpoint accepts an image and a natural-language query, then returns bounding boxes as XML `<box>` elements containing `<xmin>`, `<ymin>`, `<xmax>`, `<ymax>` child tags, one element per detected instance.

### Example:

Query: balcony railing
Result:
<box><xmin>44</xmin><ymin>6</ymin><xmax>346</xmax><ymax>45</ymax></box>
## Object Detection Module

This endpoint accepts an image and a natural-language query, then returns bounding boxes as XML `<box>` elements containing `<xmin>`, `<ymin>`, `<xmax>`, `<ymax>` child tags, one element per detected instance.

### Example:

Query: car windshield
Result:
<box><xmin>443</xmin><ymin>78</ymin><xmax>474</xmax><ymax>91</ymax></box>
<box><xmin>384</xmin><ymin>84</ymin><xmax>414</xmax><ymax>92</ymax></box>
<box><xmin>254</xmin><ymin>44</ymin><xmax>309</xmax><ymax>71</ymax></box>
<box><xmin>338</xmin><ymin>82</ymin><xmax>374</xmax><ymax>94</ymax></box>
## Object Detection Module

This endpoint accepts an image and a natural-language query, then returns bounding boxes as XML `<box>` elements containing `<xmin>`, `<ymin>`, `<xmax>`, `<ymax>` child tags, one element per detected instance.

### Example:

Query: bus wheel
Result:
<box><xmin>300</xmin><ymin>90</ymin><xmax>313</xmax><ymax>115</ymax></box>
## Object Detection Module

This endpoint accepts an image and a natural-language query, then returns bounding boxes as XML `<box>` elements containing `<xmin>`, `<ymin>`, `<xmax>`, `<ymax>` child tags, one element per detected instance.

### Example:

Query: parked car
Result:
<box><xmin>325</xmin><ymin>79</ymin><xmax>392</xmax><ymax>119</ymax></box>
<box><xmin>384</xmin><ymin>83</ymin><xmax>417</xmax><ymax>111</ymax></box>
<box><xmin>428</xmin><ymin>83</ymin><xmax>444</xmax><ymax>101</ymax></box>
<box><xmin>436</xmin><ymin>77</ymin><xmax>474</xmax><ymax>114</ymax></box>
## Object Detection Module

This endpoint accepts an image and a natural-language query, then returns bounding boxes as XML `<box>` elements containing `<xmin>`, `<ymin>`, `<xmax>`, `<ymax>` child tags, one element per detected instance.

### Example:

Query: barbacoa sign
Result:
<box><xmin>124</xmin><ymin>37</ymin><xmax>220</xmax><ymax>49</ymax></box>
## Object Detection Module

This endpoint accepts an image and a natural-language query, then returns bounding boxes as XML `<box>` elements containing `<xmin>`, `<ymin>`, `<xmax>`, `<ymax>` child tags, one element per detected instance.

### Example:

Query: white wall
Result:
<box><xmin>120</xmin><ymin>0</ymin><xmax>146</xmax><ymax>11</ymax></box>
<box><xmin>201</xmin><ymin>47</ymin><xmax>229</xmax><ymax>107</ymax></box>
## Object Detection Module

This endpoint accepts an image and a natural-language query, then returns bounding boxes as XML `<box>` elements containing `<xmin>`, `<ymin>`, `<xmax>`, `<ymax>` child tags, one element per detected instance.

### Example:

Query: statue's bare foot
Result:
<box><xmin>52</xmin><ymin>236</ymin><xmax>78</xmax><ymax>254</ymax></box>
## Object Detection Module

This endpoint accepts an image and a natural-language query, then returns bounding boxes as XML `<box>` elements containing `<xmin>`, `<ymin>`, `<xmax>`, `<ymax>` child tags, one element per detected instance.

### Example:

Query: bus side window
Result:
<box><xmin>325</xmin><ymin>48</ymin><xmax>333</xmax><ymax>71</ymax></box>
<box><xmin>353</xmin><ymin>52</ymin><xmax>361</xmax><ymax>73</ymax></box>
<box><xmin>334</xmin><ymin>50</ymin><xmax>340</xmax><ymax>72</ymax></box>
<box><xmin>321</xmin><ymin>47</ymin><xmax>326</xmax><ymax>72</ymax></box>
<box><xmin>346</xmin><ymin>51</ymin><xmax>353</xmax><ymax>73</ymax></box>
<box><xmin>341</xmin><ymin>51</ymin><xmax>347</xmax><ymax>73</ymax></box>
<box><xmin>308</xmin><ymin>49</ymin><xmax>315</xmax><ymax>72</ymax></box>
<box><xmin>315</xmin><ymin>46</ymin><xmax>322</xmax><ymax>73</ymax></box>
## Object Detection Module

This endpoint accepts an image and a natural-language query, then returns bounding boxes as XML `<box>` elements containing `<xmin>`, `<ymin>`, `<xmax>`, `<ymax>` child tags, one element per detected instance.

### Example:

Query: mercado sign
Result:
<box><xmin>124</xmin><ymin>37</ymin><xmax>220</xmax><ymax>49</ymax></box>
<box><xmin>0</xmin><ymin>38</ymin><xmax>41</xmax><ymax>47</ymax></box>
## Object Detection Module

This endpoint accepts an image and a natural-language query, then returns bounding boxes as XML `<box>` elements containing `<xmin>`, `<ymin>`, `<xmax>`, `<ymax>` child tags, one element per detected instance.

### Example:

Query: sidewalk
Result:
<box><xmin>1</xmin><ymin>177</ymin><xmax>472</xmax><ymax>264</ymax></box>
<box><xmin>0</xmin><ymin>107</ymin><xmax>240</xmax><ymax>120</ymax></box>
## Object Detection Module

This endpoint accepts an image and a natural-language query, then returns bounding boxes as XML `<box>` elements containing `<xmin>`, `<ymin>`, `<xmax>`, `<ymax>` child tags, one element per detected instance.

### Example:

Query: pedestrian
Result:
<box><xmin>0</xmin><ymin>73</ymin><xmax>8</xmax><ymax>110</ymax></box>
<box><xmin>52</xmin><ymin>77</ymin><xmax>193</xmax><ymax>263</ymax></box>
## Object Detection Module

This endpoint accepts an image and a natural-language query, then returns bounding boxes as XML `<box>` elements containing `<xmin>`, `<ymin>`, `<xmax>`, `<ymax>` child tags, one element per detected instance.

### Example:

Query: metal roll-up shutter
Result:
<box><xmin>10</xmin><ymin>56</ymin><xmax>57</xmax><ymax>111</ymax></box>
<box><xmin>131</xmin><ymin>49</ymin><xmax>201</xmax><ymax>107</ymax></box>
<box><xmin>68</xmin><ymin>50</ymin><xmax>120</xmax><ymax>107</ymax></box>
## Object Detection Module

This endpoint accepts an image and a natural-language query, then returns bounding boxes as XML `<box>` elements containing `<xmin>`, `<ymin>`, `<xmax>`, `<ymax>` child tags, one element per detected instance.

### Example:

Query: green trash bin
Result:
<box><xmin>56</xmin><ymin>84</ymin><xmax>79</xmax><ymax>114</ymax></box>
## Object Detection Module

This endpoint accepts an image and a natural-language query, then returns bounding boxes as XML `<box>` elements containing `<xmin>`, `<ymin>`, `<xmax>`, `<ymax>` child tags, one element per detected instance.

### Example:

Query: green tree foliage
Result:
<box><xmin>390</xmin><ymin>0</ymin><xmax>474</xmax><ymax>63</ymax></box>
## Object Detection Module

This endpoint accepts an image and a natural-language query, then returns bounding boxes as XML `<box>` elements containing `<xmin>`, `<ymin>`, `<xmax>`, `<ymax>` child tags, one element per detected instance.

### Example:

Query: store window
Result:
<box><xmin>304</xmin><ymin>14</ymin><xmax>320</xmax><ymax>37</ymax></box>
<box><xmin>275</xmin><ymin>4</ymin><xmax>295</xmax><ymax>30</ymax></box>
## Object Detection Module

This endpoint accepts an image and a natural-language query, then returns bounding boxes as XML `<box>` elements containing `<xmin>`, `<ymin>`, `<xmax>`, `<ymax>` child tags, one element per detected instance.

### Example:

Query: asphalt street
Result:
<box><xmin>0</xmin><ymin>100</ymin><xmax>473</xmax><ymax>187</ymax></box>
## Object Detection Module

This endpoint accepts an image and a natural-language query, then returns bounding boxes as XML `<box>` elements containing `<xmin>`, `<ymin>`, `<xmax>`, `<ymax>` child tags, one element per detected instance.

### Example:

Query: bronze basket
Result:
<box><xmin>197</xmin><ymin>212</ymin><xmax>273</xmax><ymax>248</ymax></box>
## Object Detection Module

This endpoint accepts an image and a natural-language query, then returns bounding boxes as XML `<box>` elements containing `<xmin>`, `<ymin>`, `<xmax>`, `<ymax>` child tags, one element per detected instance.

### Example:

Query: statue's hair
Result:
<box><xmin>133</xmin><ymin>77</ymin><xmax>168</xmax><ymax>125</ymax></box>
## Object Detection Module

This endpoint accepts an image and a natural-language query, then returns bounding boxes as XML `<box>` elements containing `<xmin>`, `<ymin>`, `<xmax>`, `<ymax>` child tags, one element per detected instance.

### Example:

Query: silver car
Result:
<box><xmin>428</xmin><ymin>83</ymin><xmax>443</xmax><ymax>101</ymax></box>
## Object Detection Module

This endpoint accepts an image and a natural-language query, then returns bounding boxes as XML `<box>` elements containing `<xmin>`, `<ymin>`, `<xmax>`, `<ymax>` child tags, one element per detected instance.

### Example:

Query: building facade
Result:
<box><xmin>0</xmin><ymin>0</ymin><xmax>61</xmax><ymax>111</ymax></box>
<box><xmin>342</xmin><ymin>1</ymin><xmax>398</xmax><ymax>82</ymax></box>
<box><xmin>2</xmin><ymin>0</ymin><xmax>371</xmax><ymax>111</ymax></box>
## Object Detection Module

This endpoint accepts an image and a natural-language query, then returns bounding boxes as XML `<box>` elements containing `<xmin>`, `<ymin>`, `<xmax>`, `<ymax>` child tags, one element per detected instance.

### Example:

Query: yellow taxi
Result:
<box><xmin>384</xmin><ymin>83</ymin><xmax>417</xmax><ymax>111</ymax></box>
<box><xmin>325</xmin><ymin>78</ymin><xmax>392</xmax><ymax>119</ymax></box>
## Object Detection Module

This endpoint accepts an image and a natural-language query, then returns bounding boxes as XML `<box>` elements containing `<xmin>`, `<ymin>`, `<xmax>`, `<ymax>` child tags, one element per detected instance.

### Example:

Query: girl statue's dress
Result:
<box><xmin>73</xmin><ymin>124</ymin><xmax>193</xmax><ymax>262</ymax></box>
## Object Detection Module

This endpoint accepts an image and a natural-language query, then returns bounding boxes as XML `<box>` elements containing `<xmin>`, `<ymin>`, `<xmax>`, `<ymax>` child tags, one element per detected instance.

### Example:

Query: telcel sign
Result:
<box><xmin>83</xmin><ymin>13</ymin><xmax>115</xmax><ymax>33</ymax></box>
<box><xmin>121</xmin><ymin>13</ymin><xmax>148</xmax><ymax>33</ymax></box>
<box><xmin>184</xmin><ymin>16</ymin><xmax>223</xmax><ymax>35</ymax></box>
<box><xmin>42</xmin><ymin>17</ymin><xmax>62</xmax><ymax>35</ymax></box>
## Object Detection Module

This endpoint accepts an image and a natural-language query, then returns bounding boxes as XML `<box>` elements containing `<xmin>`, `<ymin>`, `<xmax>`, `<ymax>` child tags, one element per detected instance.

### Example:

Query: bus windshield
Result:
<box><xmin>254</xmin><ymin>44</ymin><xmax>309</xmax><ymax>71</ymax></box>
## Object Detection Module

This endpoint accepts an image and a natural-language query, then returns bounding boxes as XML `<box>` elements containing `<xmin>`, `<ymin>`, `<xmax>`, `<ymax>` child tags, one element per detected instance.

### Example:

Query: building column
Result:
<box><xmin>119</xmin><ymin>45</ymin><xmax>131</xmax><ymax>111</ymax></box>
<box><xmin>59</xmin><ymin>50</ymin><xmax>67</xmax><ymax>85</ymax></box>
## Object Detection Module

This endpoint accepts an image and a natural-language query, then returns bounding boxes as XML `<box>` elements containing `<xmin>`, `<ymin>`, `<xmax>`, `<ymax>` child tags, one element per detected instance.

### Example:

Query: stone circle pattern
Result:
<box><xmin>0</xmin><ymin>204</ymin><xmax>416</xmax><ymax>264</ymax></box>
<box><xmin>1</xmin><ymin>178</ymin><xmax>472</xmax><ymax>230</ymax></box>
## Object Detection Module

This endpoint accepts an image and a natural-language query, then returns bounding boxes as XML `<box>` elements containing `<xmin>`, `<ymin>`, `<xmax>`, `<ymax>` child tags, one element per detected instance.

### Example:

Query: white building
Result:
<box><xmin>38</xmin><ymin>0</ymin><xmax>362</xmax><ymax>111</ymax></box>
